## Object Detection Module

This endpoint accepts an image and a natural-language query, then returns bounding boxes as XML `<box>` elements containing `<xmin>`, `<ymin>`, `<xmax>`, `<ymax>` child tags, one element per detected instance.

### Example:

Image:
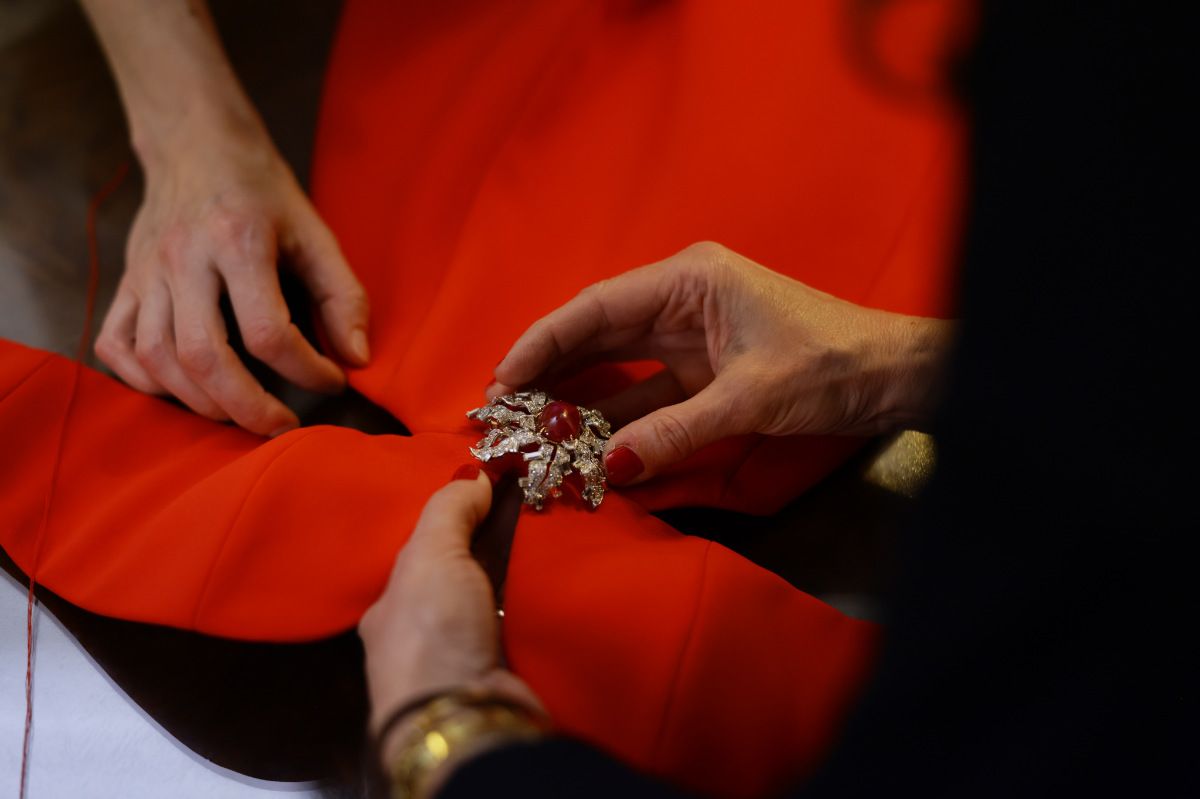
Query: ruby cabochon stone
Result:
<box><xmin>536</xmin><ymin>400</ymin><xmax>583</xmax><ymax>443</ymax></box>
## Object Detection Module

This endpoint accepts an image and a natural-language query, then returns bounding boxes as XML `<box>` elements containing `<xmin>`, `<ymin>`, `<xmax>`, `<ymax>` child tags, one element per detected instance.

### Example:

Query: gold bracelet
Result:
<box><xmin>384</xmin><ymin>692</ymin><xmax>547</xmax><ymax>799</ymax></box>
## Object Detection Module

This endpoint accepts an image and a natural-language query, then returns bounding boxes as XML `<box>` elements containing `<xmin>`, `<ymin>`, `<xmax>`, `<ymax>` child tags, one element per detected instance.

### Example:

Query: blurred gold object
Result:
<box><xmin>387</xmin><ymin>693</ymin><xmax>546</xmax><ymax>799</ymax></box>
<box><xmin>861</xmin><ymin>430</ymin><xmax>937</xmax><ymax>499</ymax></box>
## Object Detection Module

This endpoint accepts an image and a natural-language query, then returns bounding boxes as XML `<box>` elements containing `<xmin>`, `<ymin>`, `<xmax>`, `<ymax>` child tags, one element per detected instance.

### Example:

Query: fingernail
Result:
<box><xmin>351</xmin><ymin>329</ymin><xmax>370</xmax><ymax>364</ymax></box>
<box><xmin>451</xmin><ymin>463</ymin><xmax>480</xmax><ymax>482</ymax></box>
<box><xmin>605</xmin><ymin>445</ymin><xmax>644</xmax><ymax>486</ymax></box>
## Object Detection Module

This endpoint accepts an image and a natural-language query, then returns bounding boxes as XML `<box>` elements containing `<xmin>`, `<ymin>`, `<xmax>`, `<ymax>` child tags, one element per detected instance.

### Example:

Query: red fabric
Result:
<box><xmin>1</xmin><ymin>1</ymin><xmax>964</xmax><ymax>795</ymax></box>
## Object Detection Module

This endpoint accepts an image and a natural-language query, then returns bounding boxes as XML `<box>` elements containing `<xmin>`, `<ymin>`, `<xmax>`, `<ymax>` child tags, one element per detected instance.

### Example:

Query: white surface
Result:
<box><xmin>0</xmin><ymin>571</ymin><xmax>325</xmax><ymax>798</ymax></box>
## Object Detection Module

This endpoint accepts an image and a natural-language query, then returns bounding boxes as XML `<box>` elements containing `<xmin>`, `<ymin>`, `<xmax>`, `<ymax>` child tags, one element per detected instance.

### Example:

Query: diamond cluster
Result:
<box><xmin>466</xmin><ymin>390</ymin><xmax>611</xmax><ymax>510</ymax></box>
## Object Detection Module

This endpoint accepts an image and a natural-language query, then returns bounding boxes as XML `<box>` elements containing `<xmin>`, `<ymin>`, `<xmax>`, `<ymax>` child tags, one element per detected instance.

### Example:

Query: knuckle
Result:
<box><xmin>207</xmin><ymin>206</ymin><xmax>245</xmax><ymax>237</ymax></box>
<box><xmin>679</xmin><ymin>241</ymin><xmax>742</xmax><ymax>287</ymax></box>
<box><xmin>176</xmin><ymin>336</ymin><xmax>220</xmax><ymax>378</ymax></box>
<box><xmin>157</xmin><ymin>224</ymin><xmax>191</xmax><ymax>270</ymax></box>
<box><xmin>93</xmin><ymin>333</ymin><xmax>122</xmax><ymax>363</ymax></box>
<box><xmin>134</xmin><ymin>334</ymin><xmax>170</xmax><ymax>368</ymax></box>
<box><xmin>211</xmin><ymin>209</ymin><xmax>271</xmax><ymax>258</ymax></box>
<box><xmin>242</xmin><ymin>318</ymin><xmax>291</xmax><ymax>361</ymax></box>
<box><xmin>338</xmin><ymin>284</ymin><xmax>369</xmax><ymax>317</ymax></box>
<box><xmin>682</xmin><ymin>240</ymin><xmax>729</xmax><ymax>267</ymax></box>
<box><xmin>650</xmin><ymin>411</ymin><xmax>696</xmax><ymax>460</ymax></box>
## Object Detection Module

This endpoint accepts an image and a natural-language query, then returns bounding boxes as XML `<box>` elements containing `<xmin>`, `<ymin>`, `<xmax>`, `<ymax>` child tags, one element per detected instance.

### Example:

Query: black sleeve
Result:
<box><xmin>800</xmin><ymin>3</ymin><xmax>1192</xmax><ymax>797</ymax></box>
<box><xmin>438</xmin><ymin>737</ymin><xmax>692</xmax><ymax>799</ymax></box>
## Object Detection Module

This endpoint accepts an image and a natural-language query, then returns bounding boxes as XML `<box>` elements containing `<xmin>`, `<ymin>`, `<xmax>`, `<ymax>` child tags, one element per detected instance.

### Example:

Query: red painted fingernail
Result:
<box><xmin>479</xmin><ymin>460</ymin><xmax>504</xmax><ymax>486</ymax></box>
<box><xmin>605</xmin><ymin>446</ymin><xmax>644</xmax><ymax>486</ymax></box>
<box><xmin>451</xmin><ymin>463</ymin><xmax>480</xmax><ymax>482</ymax></box>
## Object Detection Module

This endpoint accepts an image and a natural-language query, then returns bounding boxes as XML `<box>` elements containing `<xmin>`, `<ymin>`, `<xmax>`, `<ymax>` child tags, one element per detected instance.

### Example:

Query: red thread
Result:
<box><xmin>18</xmin><ymin>161</ymin><xmax>130</xmax><ymax>798</ymax></box>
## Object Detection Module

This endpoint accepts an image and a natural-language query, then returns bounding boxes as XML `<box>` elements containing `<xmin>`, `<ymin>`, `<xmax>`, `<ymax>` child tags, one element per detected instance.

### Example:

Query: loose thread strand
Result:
<box><xmin>18</xmin><ymin>160</ymin><xmax>130</xmax><ymax>799</ymax></box>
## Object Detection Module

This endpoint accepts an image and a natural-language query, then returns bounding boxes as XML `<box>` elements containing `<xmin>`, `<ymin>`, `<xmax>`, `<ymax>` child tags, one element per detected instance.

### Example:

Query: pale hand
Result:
<box><xmin>95</xmin><ymin>126</ymin><xmax>369</xmax><ymax>436</ymax></box>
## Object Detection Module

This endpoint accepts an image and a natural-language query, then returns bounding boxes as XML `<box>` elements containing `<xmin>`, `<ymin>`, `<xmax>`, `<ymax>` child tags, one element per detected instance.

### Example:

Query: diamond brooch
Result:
<box><xmin>466</xmin><ymin>391</ymin><xmax>611</xmax><ymax>510</ymax></box>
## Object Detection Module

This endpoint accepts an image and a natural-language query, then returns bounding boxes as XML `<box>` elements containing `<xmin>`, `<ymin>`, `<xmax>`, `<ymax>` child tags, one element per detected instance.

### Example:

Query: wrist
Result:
<box><xmin>131</xmin><ymin>99</ymin><xmax>270</xmax><ymax>176</ymax></box>
<box><xmin>374</xmin><ymin>667</ymin><xmax>544</xmax><ymax>763</ymax></box>
<box><xmin>376</xmin><ymin>683</ymin><xmax>549</xmax><ymax>799</ymax></box>
<box><xmin>81</xmin><ymin>0</ymin><xmax>269</xmax><ymax>174</ymax></box>
<box><xmin>874</xmin><ymin>315</ymin><xmax>956</xmax><ymax>432</ymax></box>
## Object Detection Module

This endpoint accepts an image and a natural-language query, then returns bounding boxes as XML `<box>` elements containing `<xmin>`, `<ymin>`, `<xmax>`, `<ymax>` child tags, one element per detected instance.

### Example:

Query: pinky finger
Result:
<box><xmin>94</xmin><ymin>291</ymin><xmax>165</xmax><ymax>395</ymax></box>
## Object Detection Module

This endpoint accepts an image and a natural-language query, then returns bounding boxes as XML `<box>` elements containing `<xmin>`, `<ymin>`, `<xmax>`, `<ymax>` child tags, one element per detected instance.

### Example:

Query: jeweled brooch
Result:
<box><xmin>467</xmin><ymin>391</ymin><xmax>611</xmax><ymax>510</ymax></box>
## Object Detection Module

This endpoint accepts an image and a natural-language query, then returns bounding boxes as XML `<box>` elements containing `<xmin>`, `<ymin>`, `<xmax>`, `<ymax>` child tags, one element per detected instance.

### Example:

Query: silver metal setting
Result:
<box><xmin>467</xmin><ymin>390</ymin><xmax>611</xmax><ymax>510</ymax></box>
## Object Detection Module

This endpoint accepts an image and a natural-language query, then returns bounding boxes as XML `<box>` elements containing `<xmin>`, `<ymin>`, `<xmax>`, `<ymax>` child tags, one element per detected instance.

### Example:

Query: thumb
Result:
<box><xmin>407</xmin><ymin>472</ymin><xmax>493</xmax><ymax>556</ymax></box>
<box><xmin>289</xmin><ymin>216</ymin><xmax>371</xmax><ymax>367</ymax></box>
<box><xmin>603</xmin><ymin>380</ymin><xmax>747</xmax><ymax>486</ymax></box>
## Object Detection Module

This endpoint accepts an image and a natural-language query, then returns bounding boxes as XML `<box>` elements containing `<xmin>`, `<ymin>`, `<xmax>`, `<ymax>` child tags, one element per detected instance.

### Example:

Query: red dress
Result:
<box><xmin>0</xmin><ymin>1</ymin><xmax>965</xmax><ymax>795</ymax></box>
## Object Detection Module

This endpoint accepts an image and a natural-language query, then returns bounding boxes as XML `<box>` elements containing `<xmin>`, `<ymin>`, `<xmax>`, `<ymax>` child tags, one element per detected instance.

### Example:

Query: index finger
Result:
<box><xmin>492</xmin><ymin>256</ymin><xmax>681</xmax><ymax>390</ymax></box>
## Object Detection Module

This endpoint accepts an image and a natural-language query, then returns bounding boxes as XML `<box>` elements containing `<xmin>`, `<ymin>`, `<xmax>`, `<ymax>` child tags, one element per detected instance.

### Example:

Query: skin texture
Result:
<box><xmin>358</xmin><ymin>472</ymin><xmax>543</xmax><ymax>774</ymax></box>
<box><xmin>489</xmin><ymin>242</ymin><xmax>955</xmax><ymax>484</ymax></box>
<box><xmin>81</xmin><ymin>0</ymin><xmax>369</xmax><ymax>436</ymax></box>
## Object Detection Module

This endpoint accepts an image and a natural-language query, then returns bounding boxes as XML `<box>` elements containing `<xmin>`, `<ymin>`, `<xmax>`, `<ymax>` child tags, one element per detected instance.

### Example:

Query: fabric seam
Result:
<box><xmin>0</xmin><ymin>354</ymin><xmax>56</xmax><ymax>408</ymax></box>
<box><xmin>189</xmin><ymin>429</ymin><xmax>321</xmax><ymax>629</ymax></box>
<box><xmin>650</xmin><ymin>539</ymin><xmax>713</xmax><ymax>766</ymax></box>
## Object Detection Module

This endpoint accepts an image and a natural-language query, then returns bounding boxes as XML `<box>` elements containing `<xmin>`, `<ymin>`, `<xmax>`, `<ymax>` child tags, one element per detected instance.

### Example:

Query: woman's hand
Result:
<box><xmin>359</xmin><ymin>468</ymin><xmax>542</xmax><ymax>754</ymax></box>
<box><xmin>84</xmin><ymin>0</ymin><xmax>369</xmax><ymax>436</ymax></box>
<box><xmin>489</xmin><ymin>242</ymin><xmax>954</xmax><ymax>485</ymax></box>
<box><xmin>95</xmin><ymin>126</ymin><xmax>369</xmax><ymax>436</ymax></box>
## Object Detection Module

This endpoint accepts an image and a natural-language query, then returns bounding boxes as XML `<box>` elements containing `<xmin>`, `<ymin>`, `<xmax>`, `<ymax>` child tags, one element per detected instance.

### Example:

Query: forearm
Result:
<box><xmin>79</xmin><ymin>0</ymin><xmax>265</xmax><ymax>170</ymax></box>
